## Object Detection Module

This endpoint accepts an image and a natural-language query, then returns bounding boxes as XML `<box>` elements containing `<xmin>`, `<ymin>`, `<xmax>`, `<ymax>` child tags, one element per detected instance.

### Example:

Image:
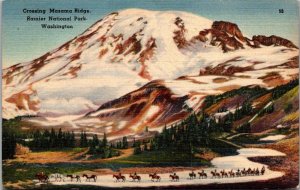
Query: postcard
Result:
<box><xmin>2</xmin><ymin>0</ymin><xmax>299</xmax><ymax>189</ymax></box>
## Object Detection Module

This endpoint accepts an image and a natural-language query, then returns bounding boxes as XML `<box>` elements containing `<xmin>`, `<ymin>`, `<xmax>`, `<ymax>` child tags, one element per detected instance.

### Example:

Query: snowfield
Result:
<box><xmin>259</xmin><ymin>135</ymin><xmax>286</xmax><ymax>142</ymax></box>
<box><xmin>3</xmin><ymin>8</ymin><xmax>298</xmax><ymax>122</ymax></box>
<box><xmin>46</xmin><ymin>148</ymin><xmax>285</xmax><ymax>188</ymax></box>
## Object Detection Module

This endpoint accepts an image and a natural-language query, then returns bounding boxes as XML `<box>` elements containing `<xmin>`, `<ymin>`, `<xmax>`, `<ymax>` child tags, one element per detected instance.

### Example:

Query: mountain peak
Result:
<box><xmin>2</xmin><ymin>9</ymin><xmax>298</xmax><ymax>123</ymax></box>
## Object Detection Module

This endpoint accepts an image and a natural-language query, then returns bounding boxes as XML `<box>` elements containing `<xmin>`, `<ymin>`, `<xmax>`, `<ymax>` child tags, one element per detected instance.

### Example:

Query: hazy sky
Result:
<box><xmin>3</xmin><ymin>0</ymin><xmax>299</xmax><ymax>68</ymax></box>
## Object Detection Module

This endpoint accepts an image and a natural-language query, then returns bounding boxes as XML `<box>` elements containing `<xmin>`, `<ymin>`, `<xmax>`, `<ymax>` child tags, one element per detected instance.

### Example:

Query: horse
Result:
<box><xmin>255</xmin><ymin>168</ymin><xmax>260</xmax><ymax>176</ymax></box>
<box><xmin>35</xmin><ymin>172</ymin><xmax>49</xmax><ymax>183</ymax></box>
<box><xmin>235</xmin><ymin>171</ymin><xmax>241</xmax><ymax>177</ymax></box>
<box><xmin>149</xmin><ymin>173</ymin><xmax>161</xmax><ymax>182</ymax></box>
<box><xmin>66</xmin><ymin>174</ymin><xmax>81</xmax><ymax>182</ymax></box>
<box><xmin>211</xmin><ymin>171</ymin><xmax>221</xmax><ymax>178</ymax></box>
<box><xmin>189</xmin><ymin>171</ymin><xmax>196</xmax><ymax>179</ymax></box>
<box><xmin>247</xmin><ymin>168</ymin><xmax>252</xmax><ymax>175</ymax></box>
<box><xmin>169</xmin><ymin>174</ymin><xmax>179</xmax><ymax>181</ymax></box>
<box><xmin>113</xmin><ymin>174</ymin><xmax>126</xmax><ymax>182</ymax></box>
<box><xmin>241</xmin><ymin>168</ymin><xmax>247</xmax><ymax>176</ymax></box>
<box><xmin>50</xmin><ymin>173</ymin><xmax>65</xmax><ymax>182</ymax></box>
<box><xmin>250</xmin><ymin>169</ymin><xmax>256</xmax><ymax>176</ymax></box>
<box><xmin>261</xmin><ymin>166</ymin><xmax>265</xmax><ymax>175</ymax></box>
<box><xmin>82</xmin><ymin>174</ymin><xmax>97</xmax><ymax>182</ymax></box>
<box><xmin>220</xmin><ymin>170</ymin><xmax>228</xmax><ymax>178</ymax></box>
<box><xmin>228</xmin><ymin>170</ymin><xmax>235</xmax><ymax>178</ymax></box>
<box><xmin>129</xmin><ymin>174</ymin><xmax>141</xmax><ymax>182</ymax></box>
<box><xmin>198</xmin><ymin>170</ymin><xmax>207</xmax><ymax>179</ymax></box>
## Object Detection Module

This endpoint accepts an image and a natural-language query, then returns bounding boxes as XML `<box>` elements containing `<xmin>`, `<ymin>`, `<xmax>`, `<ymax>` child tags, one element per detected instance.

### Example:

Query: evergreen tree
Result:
<box><xmin>3</xmin><ymin>133</ymin><xmax>16</xmax><ymax>159</ymax></box>
<box><xmin>102</xmin><ymin>133</ymin><xmax>107</xmax><ymax>148</ymax></box>
<box><xmin>132</xmin><ymin>138</ymin><xmax>136</xmax><ymax>148</ymax></box>
<box><xmin>122</xmin><ymin>136</ymin><xmax>128</xmax><ymax>149</ymax></box>
<box><xmin>134</xmin><ymin>146</ymin><xmax>142</xmax><ymax>154</ymax></box>
<box><xmin>80</xmin><ymin>131</ymin><xmax>88</xmax><ymax>147</ymax></box>
<box><xmin>70</xmin><ymin>131</ymin><xmax>76</xmax><ymax>147</ymax></box>
<box><xmin>57</xmin><ymin>128</ymin><xmax>63</xmax><ymax>148</ymax></box>
<box><xmin>50</xmin><ymin>128</ymin><xmax>56</xmax><ymax>148</ymax></box>
<box><xmin>83</xmin><ymin>132</ymin><xmax>88</xmax><ymax>147</ymax></box>
<box><xmin>91</xmin><ymin>134</ymin><xmax>99</xmax><ymax>147</ymax></box>
<box><xmin>33</xmin><ymin>130</ymin><xmax>41</xmax><ymax>149</ymax></box>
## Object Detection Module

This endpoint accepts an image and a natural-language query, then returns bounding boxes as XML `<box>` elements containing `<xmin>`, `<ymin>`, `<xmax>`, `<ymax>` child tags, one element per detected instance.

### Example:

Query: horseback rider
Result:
<box><xmin>134</xmin><ymin>172</ymin><xmax>137</xmax><ymax>177</ymax></box>
<box><xmin>118</xmin><ymin>172</ymin><xmax>122</xmax><ymax>177</ymax></box>
<box><xmin>261</xmin><ymin>166</ymin><xmax>265</xmax><ymax>174</ymax></box>
<box><xmin>173</xmin><ymin>172</ymin><xmax>176</xmax><ymax>176</ymax></box>
<box><xmin>153</xmin><ymin>172</ymin><xmax>157</xmax><ymax>177</ymax></box>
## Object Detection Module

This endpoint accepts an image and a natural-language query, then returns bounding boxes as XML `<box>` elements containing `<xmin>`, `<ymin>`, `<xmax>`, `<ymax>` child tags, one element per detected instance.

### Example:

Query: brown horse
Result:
<box><xmin>66</xmin><ymin>174</ymin><xmax>81</xmax><ymax>182</ymax></box>
<box><xmin>113</xmin><ymin>174</ymin><xmax>126</xmax><ymax>182</ymax></box>
<box><xmin>261</xmin><ymin>166</ymin><xmax>266</xmax><ymax>175</ymax></box>
<box><xmin>211</xmin><ymin>171</ymin><xmax>221</xmax><ymax>178</ymax></box>
<box><xmin>189</xmin><ymin>171</ymin><xmax>196</xmax><ymax>179</ymax></box>
<box><xmin>250</xmin><ymin>169</ymin><xmax>256</xmax><ymax>176</ymax></box>
<box><xmin>149</xmin><ymin>174</ymin><xmax>161</xmax><ymax>182</ymax></box>
<box><xmin>241</xmin><ymin>168</ymin><xmax>247</xmax><ymax>176</ymax></box>
<box><xmin>129</xmin><ymin>174</ymin><xmax>141</xmax><ymax>182</ymax></box>
<box><xmin>35</xmin><ymin>172</ymin><xmax>49</xmax><ymax>183</ymax></box>
<box><xmin>82</xmin><ymin>174</ymin><xmax>97</xmax><ymax>182</ymax></box>
<box><xmin>169</xmin><ymin>174</ymin><xmax>179</xmax><ymax>181</ymax></box>
<box><xmin>247</xmin><ymin>168</ymin><xmax>252</xmax><ymax>175</ymax></box>
<box><xmin>228</xmin><ymin>170</ymin><xmax>235</xmax><ymax>178</ymax></box>
<box><xmin>255</xmin><ymin>168</ymin><xmax>260</xmax><ymax>176</ymax></box>
<box><xmin>220</xmin><ymin>170</ymin><xmax>228</xmax><ymax>178</ymax></box>
<box><xmin>198</xmin><ymin>170</ymin><xmax>207</xmax><ymax>179</ymax></box>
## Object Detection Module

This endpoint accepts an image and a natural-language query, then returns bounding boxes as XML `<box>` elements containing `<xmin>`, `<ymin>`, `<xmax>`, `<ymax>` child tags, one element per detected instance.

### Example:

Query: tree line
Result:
<box><xmin>86</xmin><ymin>133</ymin><xmax>120</xmax><ymax>159</ymax></box>
<box><xmin>26</xmin><ymin>128</ymin><xmax>76</xmax><ymax>150</ymax></box>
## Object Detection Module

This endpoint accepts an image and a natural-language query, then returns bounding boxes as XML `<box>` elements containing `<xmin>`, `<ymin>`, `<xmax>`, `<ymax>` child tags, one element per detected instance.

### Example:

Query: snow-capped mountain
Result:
<box><xmin>2</xmin><ymin>9</ymin><xmax>298</xmax><ymax>137</ymax></box>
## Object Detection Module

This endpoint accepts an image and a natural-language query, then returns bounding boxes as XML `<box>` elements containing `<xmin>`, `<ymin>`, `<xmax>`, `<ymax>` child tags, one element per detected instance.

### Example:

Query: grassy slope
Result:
<box><xmin>228</xmin><ymin>86</ymin><xmax>299</xmax><ymax>145</ymax></box>
<box><xmin>251</xmin><ymin>86</ymin><xmax>299</xmax><ymax>132</ymax></box>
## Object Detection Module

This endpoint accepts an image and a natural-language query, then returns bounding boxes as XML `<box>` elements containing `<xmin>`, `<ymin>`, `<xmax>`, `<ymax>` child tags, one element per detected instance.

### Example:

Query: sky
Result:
<box><xmin>2</xmin><ymin>0</ymin><xmax>299</xmax><ymax>68</ymax></box>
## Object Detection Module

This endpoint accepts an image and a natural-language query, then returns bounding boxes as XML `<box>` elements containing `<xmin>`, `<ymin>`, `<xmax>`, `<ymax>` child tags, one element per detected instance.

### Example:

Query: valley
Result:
<box><xmin>3</xmin><ymin>80</ymin><xmax>299</xmax><ymax>189</ymax></box>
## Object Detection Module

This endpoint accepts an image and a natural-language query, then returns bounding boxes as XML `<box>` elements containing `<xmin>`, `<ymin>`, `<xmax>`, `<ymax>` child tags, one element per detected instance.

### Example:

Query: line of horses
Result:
<box><xmin>35</xmin><ymin>173</ymin><xmax>96</xmax><ymax>183</ymax></box>
<box><xmin>35</xmin><ymin>166</ymin><xmax>266</xmax><ymax>183</ymax></box>
<box><xmin>113</xmin><ymin>173</ymin><xmax>172</xmax><ymax>182</ymax></box>
<box><xmin>189</xmin><ymin>166</ymin><xmax>265</xmax><ymax>180</ymax></box>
